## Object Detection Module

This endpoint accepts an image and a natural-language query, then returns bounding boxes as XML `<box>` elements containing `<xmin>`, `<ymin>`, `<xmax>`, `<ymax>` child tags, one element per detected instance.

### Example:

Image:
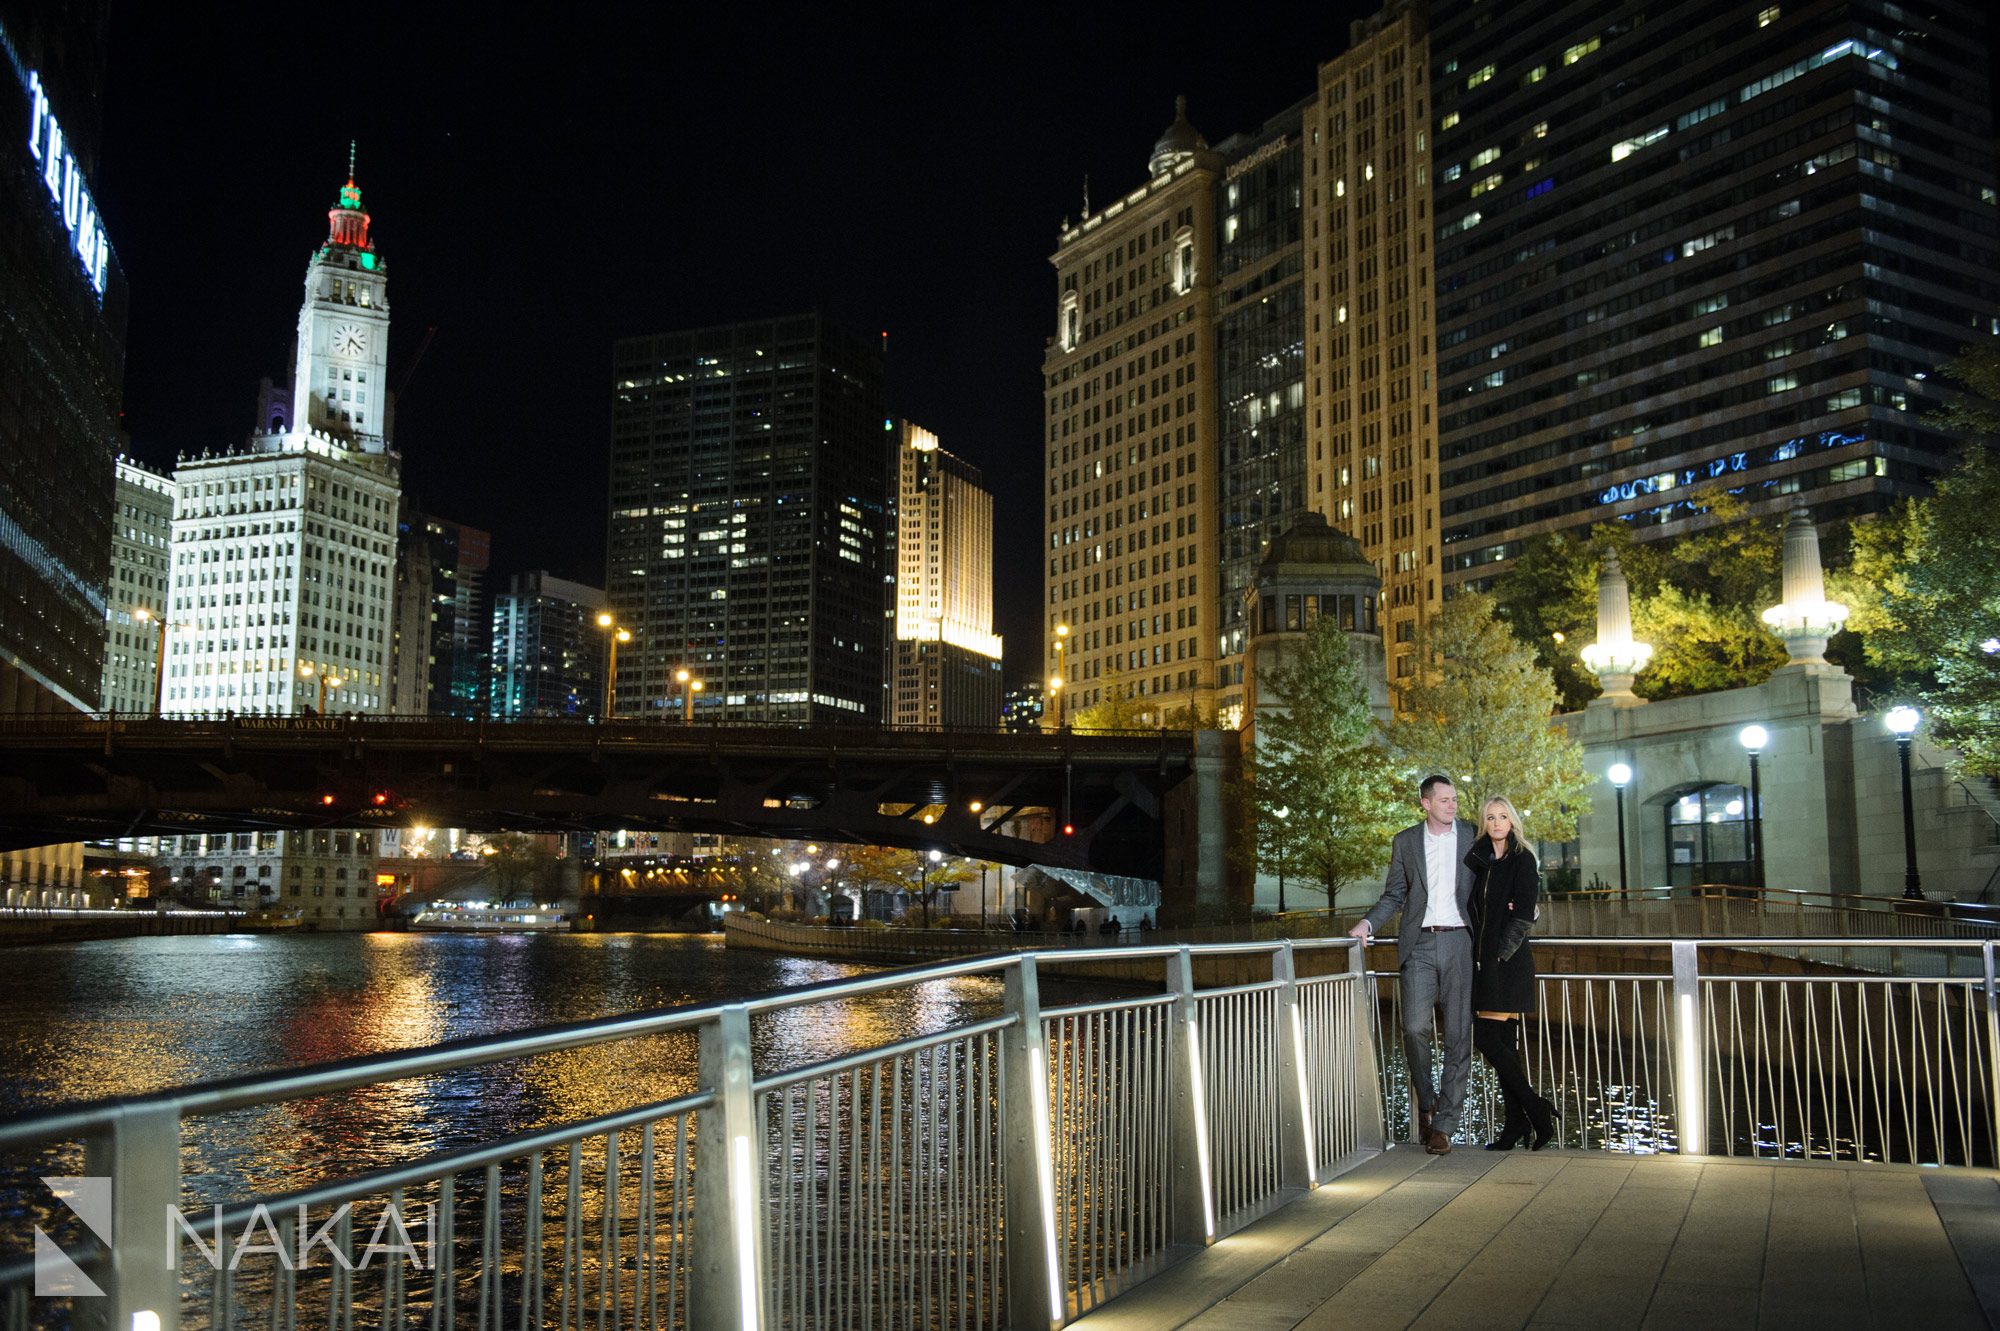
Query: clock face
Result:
<box><xmin>331</xmin><ymin>323</ymin><xmax>367</xmax><ymax>358</ymax></box>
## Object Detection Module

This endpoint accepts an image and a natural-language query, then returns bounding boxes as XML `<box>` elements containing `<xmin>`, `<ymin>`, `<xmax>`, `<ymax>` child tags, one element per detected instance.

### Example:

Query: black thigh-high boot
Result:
<box><xmin>1508</xmin><ymin>1018</ymin><xmax>1558</xmax><ymax>1149</ymax></box>
<box><xmin>1474</xmin><ymin>1017</ymin><xmax>1529</xmax><ymax>1149</ymax></box>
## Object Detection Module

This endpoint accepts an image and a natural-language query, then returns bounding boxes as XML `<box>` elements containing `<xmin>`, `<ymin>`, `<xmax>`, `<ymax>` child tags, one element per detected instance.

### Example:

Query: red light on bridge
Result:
<box><xmin>319</xmin><ymin>793</ymin><xmax>337</xmax><ymax>806</ymax></box>
<box><xmin>1063</xmin><ymin>823</ymin><xmax>1075</xmax><ymax>836</ymax></box>
<box><xmin>371</xmin><ymin>791</ymin><xmax>390</xmax><ymax>806</ymax></box>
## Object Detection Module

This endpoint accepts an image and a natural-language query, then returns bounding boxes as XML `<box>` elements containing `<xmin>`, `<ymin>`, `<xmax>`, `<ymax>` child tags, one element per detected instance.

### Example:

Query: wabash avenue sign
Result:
<box><xmin>24</xmin><ymin>70</ymin><xmax>112</xmax><ymax>301</ymax></box>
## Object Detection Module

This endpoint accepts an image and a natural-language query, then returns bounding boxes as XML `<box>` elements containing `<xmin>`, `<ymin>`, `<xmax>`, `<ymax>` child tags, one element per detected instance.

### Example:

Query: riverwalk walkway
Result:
<box><xmin>1074</xmin><ymin>1148</ymin><xmax>2000</xmax><ymax>1331</ymax></box>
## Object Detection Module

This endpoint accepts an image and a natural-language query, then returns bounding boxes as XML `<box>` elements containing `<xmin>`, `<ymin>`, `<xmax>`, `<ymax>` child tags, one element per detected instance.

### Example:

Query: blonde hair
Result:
<box><xmin>1481</xmin><ymin>796</ymin><xmax>1527</xmax><ymax>855</ymax></box>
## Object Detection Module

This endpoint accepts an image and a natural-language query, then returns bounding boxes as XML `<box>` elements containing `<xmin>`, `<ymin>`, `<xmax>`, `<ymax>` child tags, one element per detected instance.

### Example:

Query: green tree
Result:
<box><xmin>1068</xmin><ymin>679</ymin><xmax>1151</xmax><ymax>732</ymax></box>
<box><xmin>1246</xmin><ymin>617</ymin><xmax>1406</xmax><ymax>907</ymax></box>
<box><xmin>1933</xmin><ymin>336</ymin><xmax>2000</xmax><ymax>435</ymax></box>
<box><xmin>1849</xmin><ymin>448</ymin><xmax>2000</xmax><ymax>775</ymax></box>
<box><xmin>1389</xmin><ymin>591</ymin><xmax>1592</xmax><ymax>841</ymax></box>
<box><xmin>1493</xmin><ymin>489</ymin><xmax>1789</xmax><ymax>705</ymax></box>
<box><xmin>1631</xmin><ymin>586</ymin><xmax>1790</xmax><ymax>701</ymax></box>
<box><xmin>1491</xmin><ymin>529</ymin><xmax>1605</xmax><ymax>712</ymax></box>
<box><xmin>488</xmin><ymin>834</ymin><xmax>561</xmax><ymax>902</ymax></box>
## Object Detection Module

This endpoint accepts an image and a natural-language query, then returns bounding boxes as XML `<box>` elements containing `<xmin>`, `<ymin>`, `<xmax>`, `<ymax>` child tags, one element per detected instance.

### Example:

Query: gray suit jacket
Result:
<box><xmin>1362</xmin><ymin>820</ymin><xmax>1479</xmax><ymax>948</ymax></box>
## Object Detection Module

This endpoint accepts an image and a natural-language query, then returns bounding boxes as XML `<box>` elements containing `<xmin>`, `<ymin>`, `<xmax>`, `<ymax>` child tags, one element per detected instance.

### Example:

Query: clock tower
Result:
<box><xmin>291</xmin><ymin>147</ymin><xmax>391</xmax><ymax>453</ymax></box>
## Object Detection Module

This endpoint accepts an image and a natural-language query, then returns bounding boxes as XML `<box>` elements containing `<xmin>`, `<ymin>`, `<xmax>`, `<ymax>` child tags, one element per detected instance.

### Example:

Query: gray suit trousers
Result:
<box><xmin>1400</xmin><ymin>929</ymin><xmax>1473</xmax><ymax>1137</ymax></box>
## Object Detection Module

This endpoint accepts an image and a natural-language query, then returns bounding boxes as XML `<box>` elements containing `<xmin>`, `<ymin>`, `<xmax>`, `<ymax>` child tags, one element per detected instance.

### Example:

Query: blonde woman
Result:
<box><xmin>1465</xmin><ymin>796</ymin><xmax>1555</xmax><ymax>1150</ymax></box>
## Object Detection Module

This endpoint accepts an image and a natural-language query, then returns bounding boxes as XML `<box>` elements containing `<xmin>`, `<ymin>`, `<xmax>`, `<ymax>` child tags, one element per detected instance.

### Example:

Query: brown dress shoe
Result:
<box><xmin>1419</xmin><ymin>1105</ymin><xmax>1435</xmax><ymax>1140</ymax></box>
<box><xmin>1425</xmin><ymin>1127</ymin><xmax>1452</xmax><ymax>1155</ymax></box>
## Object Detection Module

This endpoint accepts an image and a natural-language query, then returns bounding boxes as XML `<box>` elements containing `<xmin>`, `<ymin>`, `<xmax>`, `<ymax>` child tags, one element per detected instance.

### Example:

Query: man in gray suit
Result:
<box><xmin>1348</xmin><ymin>774</ymin><xmax>1478</xmax><ymax>1154</ymax></box>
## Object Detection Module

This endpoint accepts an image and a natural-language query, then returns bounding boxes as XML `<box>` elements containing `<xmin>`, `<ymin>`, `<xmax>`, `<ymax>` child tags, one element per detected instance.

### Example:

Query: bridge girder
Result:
<box><xmin>0</xmin><ymin>717</ymin><xmax>1197</xmax><ymax>877</ymax></box>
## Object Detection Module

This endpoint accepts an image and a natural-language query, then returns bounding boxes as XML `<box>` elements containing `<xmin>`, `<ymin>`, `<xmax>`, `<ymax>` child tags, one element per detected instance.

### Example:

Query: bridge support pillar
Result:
<box><xmin>1162</xmin><ymin>732</ymin><xmax>1239</xmax><ymax>924</ymax></box>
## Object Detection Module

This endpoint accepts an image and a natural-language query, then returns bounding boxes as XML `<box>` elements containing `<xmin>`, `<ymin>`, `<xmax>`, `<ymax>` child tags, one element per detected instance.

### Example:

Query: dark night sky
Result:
<box><xmin>97</xmin><ymin>3</ymin><xmax>1368</xmax><ymax>684</ymax></box>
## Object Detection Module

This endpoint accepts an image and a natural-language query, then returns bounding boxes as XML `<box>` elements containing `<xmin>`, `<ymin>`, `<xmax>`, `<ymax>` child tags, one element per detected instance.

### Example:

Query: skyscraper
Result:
<box><xmin>389</xmin><ymin>505</ymin><xmax>491</xmax><ymax>718</ymax></box>
<box><xmin>1</xmin><ymin>7</ymin><xmax>126</xmax><ymax>716</ymax></box>
<box><xmin>888</xmin><ymin>423</ymin><xmax>1002</xmax><ymax>729</ymax></box>
<box><xmin>163</xmin><ymin>162</ymin><xmax>400</xmax><ymax>716</ymax></box>
<box><xmin>99</xmin><ymin>457</ymin><xmax>174</xmax><ymax>714</ymax></box>
<box><xmin>1046</xmin><ymin>69</ymin><xmax>1444</xmax><ymax>727</ymax></box>
<box><xmin>490</xmin><ymin>571</ymin><xmax>605</xmax><ymax>720</ymax></box>
<box><xmin>1304</xmin><ymin>3</ymin><xmax>1440</xmax><ymax>686</ymax></box>
<box><xmin>1428</xmin><ymin>0</ymin><xmax>1999</xmax><ymax>590</ymax></box>
<box><xmin>1043</xmin><ymin>100</ymin><xmax>1223</xmax><ymax>726</ymax></box>
<box><xmin>608</xmin><ymin>315</ymin><xmax>890</xmax><ymax>724</ymax></box>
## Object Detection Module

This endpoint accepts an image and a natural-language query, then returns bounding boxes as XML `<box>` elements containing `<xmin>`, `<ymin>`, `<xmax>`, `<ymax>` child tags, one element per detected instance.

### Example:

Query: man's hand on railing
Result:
<box><xmin>1347</xmin><ymin>920</ymin><xmax>1371</xmax><ymax>941</ymax></box>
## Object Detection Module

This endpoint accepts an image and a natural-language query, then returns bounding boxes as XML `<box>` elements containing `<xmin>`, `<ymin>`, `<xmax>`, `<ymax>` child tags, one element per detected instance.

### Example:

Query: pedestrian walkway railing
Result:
<box><xmin>0</xmin><ymin>937</ymin><xmax>1380</xmax><ymax>1331</ymax></box>
<box><xmin>1</xmin><ymin>936</ymin><xmax>1992</xmax><ymax>1330</ymax></box>
<box><xmin>1377</xmin><ymin>938</ymin><xmax>1999</xmax><ymax>1172</ymax></box>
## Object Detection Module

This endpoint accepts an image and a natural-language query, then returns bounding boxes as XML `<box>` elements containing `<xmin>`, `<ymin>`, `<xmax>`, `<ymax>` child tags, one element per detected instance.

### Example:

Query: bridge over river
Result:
<box><xmin>1</xmin><ymin>933</ymin><xmax>1994</xmax><ymax>1329</ymax></box>
<box><xmin>0</xmin><ymin>714</ymin><xmax>1207</xmax><ymax>882</ymax></box>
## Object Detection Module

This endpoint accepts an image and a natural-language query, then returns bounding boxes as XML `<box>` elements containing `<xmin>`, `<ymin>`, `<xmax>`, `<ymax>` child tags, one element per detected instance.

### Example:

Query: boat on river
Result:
<box><xmin>407</xmin><ymin>904</ymin><xmax>569</xmax><ymax>933</ymax></box>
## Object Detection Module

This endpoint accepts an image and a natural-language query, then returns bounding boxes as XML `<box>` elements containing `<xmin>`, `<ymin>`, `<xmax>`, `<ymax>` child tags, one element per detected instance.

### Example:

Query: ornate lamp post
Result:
<box><xmin>1885</xmin><ymin>706</ymin><xmax>1923</xmax><ymax>900</ymax></box>
<box><xmin>1607</xmin><ymin>763</ymin><xmax>1633</xmax><ymax>893</ymax></box>
<box><xmin>132</xmin><ymin>607</ymin><xmax>177</xmax><ymax>716</ymax></box>
<box><xmin>1580</xmin><ymin>551</ymin><xmax>1653</xmax><ymax>702</ymax></box>
<box><xmin>596</xmin><ymin>614</ymin><xmax>630</xmax><ymax>718</ymax></box>
<box><xmin>1761</xmin><ymin>507</ymin><xmax>1848</xmax><ymax>665</ymax></box>
<box><xmin>298</xmin><ymin>663</ymin><xmax>343</xmax><ymax>715</ymax></box>
<box><xmin>1739</xmin><ymin>725</ymin><xmax>1768</xmax><ymax>887</ymax></box>
<box><xmin>919</xmin><ymin>848</ymin><xmax>943</xmax><ymax>927</ymax></box>
<box><xmin>675</xmin><ymin>668</ymin><xmax>703</xmax><ymax>723</ymax></box>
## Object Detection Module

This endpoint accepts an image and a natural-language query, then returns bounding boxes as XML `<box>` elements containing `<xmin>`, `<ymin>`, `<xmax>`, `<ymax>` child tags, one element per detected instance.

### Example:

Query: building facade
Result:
<box><xmin>1428</xmin><ymin>0</ymin><xmax>1999</xmax><ymax>592</ymax></box>
<box><xmin>163</xmin><ymin>166</ymin><xmax>400</xmax><ymax>717</ymax></box>
<box><xmin>1</xmin><ymin>6</ymin><xmax>126</xmax><ymax>717</ymax></box>
<box><xmin>888</xmin><ymin>423</ymin><xmax>1002</xmax><ymax>729</ymax></box>
<box><xmin>389</xmin><ymin>505</ymin><xmax>491</xmax><ymax>717</ymax></box>
<box><xmin>1042</xmin><ymin>100</ymin><xmax>1223</xmax><ymax>727</ymax></box>
<box><xmin>490</xmin><ymin>570</ymin><xmax>605</xmax><ymax>720</ymax></box>
<box><xmin>1001</xmin><ymin>682</ymin><xmax>1045</xmax><ymax>733</ymax></box>
<box><xmin>99</xmin><ymin>456</ymin><xmax>174</xmax><ymax>713</ymax></box>
<box><xmin>1303</xmin><ymin>2</ymin><xmax>1441</xmax><ymax>687</ymax></box>
<box><xmin>608</xmin><ymin>314</ymin><xmax>890</xmax><ymax>724</ymax></box>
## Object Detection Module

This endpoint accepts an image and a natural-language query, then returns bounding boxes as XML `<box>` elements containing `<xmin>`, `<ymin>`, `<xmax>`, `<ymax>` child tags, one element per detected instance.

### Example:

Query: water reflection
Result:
<box><xmin>0</xmin><ymin>932</ymin><xmax>1014</xmax><ymax>1240</ymax></box>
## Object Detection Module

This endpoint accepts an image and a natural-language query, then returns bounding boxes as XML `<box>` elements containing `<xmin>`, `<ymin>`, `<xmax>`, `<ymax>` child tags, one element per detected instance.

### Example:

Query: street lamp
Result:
<box><xmin>132</xmin><ymin>607</ymin><xmax>173</xmax><ymax>716</ymax></box>
<box><xmin>1739</xmin><ymin>725</ymin><xmax>1768</xmax><ymax>888</ymax></box>
<box><xmin>298</xmin><ymin>663</ymin><xmax>343</xmax><ymax>715</ymax></box>
<box><xmin>1273</xmin><ymin>806</ymin><xmax>1290</xmax><ymax>913</ymax></box>
<box><xmin>596</xmin><ymin>614</ymin><xmax>630</xmax><ymax>718</ymax></box>
<box><xmin>1885</xmin><ymin>706</ymin><xmax>1923</xmax><ymax>900</ymax></box>
<box><xmin>675</xmin><ymin>668</ymin><xmax>703</xmax><ymax>723</ymax></box>
<box><xmin>1048</xmin><ymin>674</ymin><xmax>1064</xmax><ymax>730</ymax></box>
<box><xmin>1050</xmin><ymin>624</ymin><xmax>1069</xmax><ymax>729</ymax></box>
<box><xmin>920</xmin><ymin>848</ymin><xmax>943</xmax><ymax>928</ymax></box>
<box><xmin>1607</xmin><ymin>763</ymin><xmax>1633</xmax><ymax>894</ymax></box>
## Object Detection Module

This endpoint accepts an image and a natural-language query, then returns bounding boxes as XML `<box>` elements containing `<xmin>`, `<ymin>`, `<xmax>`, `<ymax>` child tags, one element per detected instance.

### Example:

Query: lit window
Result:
<box><xmin>1758</xmin><ymin>6</ymin><xmax>1779</xmax><ymax>25</ymax></box>
<box><xmin>1524</xmin><ymin>65</ymin><xmax>1547</xmax><ymax>84</ymax></box>
<box><xmin>1467</xmin><ymin>64</ymin><xmax>1495</xmax><ymax>88</ymax></box>
<box><xmin>1563</xmin><ymin>37</ymin><xmax>1601</xmax><ymax>65</ymax></box>
<box><xmin>1531</xmin><ymin>121</ymin><xmax>1549</xmax><ymax>139</ymax></box>
<box><xmin>1469</xmin><ymin>174</ymin><xmax>1503</xmax><ymax>197</ymax></box>
<box><xmin>1700</xmin><ymin>327</ymin><xmax>1723</xmax><ymax>348</ymax></box>
<box><xmin>1440</xmin><ymin>111</ymin><xmax>1460</xmax><ymax>131</ymax></box>
<box><xmin>1471</xmin><ymin>146</ymin><xmax>1500</xmax><ymax>167</ymax></box>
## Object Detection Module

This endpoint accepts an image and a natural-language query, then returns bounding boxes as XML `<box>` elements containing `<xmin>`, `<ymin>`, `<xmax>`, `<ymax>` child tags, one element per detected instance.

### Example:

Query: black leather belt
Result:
<box><xmin>1421</xmin><ymin>925</ymin><xmax>1466</xmax><ymax>932</ymax></box>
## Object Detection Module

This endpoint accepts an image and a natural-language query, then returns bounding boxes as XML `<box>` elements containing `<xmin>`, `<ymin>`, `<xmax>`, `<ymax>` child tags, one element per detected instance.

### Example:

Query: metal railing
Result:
<box><xmin>0</xmin><ymin>937</ymin><xmax>1381</xmax><ymax>1331</ymax></box>
<box><xmin>2</xmin><ymin>935</ymin><xmax>1992</xmax><ymax>1329</ymax></box>
<box><xmin>1376</xmin><ymin>938</ymin><xmax>2000</xmax><ymax>1171</ymax></box>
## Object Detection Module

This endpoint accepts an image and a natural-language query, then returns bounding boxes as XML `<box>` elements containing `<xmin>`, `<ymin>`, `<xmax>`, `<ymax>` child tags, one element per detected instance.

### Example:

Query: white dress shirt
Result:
<box><xmin>1420</xmin><ymin>824</ymin><xmax>1466</xmax><ymax>928</ymax></box>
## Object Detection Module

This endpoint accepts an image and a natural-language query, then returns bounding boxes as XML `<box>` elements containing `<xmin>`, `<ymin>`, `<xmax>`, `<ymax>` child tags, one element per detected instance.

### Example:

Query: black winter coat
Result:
<box><xmin>1466</xmin><ymin>840</ymin><xmax>1540</xmax><ymax>1013</ymax></box>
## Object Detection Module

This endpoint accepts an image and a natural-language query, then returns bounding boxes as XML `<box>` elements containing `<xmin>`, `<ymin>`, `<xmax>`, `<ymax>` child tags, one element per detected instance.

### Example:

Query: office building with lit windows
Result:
<box><xmin>1303</xmin><ymin>2</ymin><xmax>1440</xmax><ymax>685</ymax></box>
<box><xmin>1046</xmin><ymin>44</ymin><xmax>1445</xmax><ymax>726</ymax></box>
<box><xmin>389</xmin><ymin>505</ymin><xmax>491</xmax><ymax>718</ymax></box>
<box><xmin>1042</xmin><ymin>99</ymin><xmax>1224</xmax><ymax>727</ymax></box>
<box><xmin>888</xmin><ymin>423</ymin><xmax>1002</xmax><ymax>729</ymax></box>
<box><xmin>1429</xmin><ymin>0</ymin><xmax>1998</xmax><ymax>591</ymax></box>
<box><xmin>490</xmin><ymin>571</ymin><xmax>604</xmax><ymax>720</ymax></box>
<box><xmin>99</xmin><ymin>457</ymin><xmax>174</xmax><ymax>714</ymax></box>
<box><xmin>164</xmin><ymin>164</ymin><xmax>400</xmax><ymax>717</ymax></box>
<box><xmin>1</xmin><ymin>6</ymin><xmax>125</xmax><ymax>718</ymax></box>
<box><xmin>608</xmin><ymin>314</ymin><xmax>890</xmax><ymax>725</ymax></box>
